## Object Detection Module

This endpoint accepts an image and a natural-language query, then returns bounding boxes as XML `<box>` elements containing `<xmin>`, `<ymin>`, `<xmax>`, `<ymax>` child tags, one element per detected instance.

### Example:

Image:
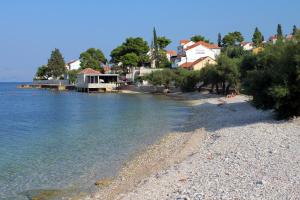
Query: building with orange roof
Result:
<box><xmin>76</xmin><ymin>68</ymin><xmax>119</xmax><ymax>92</ymax></box>
<box><xmin>180</xmin><ymin>56</ymin><xmax>216</xmax><ymax>71</ymax></box>
<box><xmin>172</xmin><ymin>40</ymin><xmax>220</xmax><ymax>68</ymax></box>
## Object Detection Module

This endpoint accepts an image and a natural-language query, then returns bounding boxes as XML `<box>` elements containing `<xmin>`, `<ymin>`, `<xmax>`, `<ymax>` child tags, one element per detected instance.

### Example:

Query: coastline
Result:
<box><xmin>85</xmin><ymin>92</ymin><xmax>300</xmax><ymax>200</ymax></box>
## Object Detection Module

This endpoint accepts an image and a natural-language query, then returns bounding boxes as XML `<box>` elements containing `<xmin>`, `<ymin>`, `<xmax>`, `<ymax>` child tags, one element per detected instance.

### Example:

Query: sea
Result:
<box><xmin>0</xmin><ymin>83</ymin><xmax>191</xmax><ymax>199</ymax></box>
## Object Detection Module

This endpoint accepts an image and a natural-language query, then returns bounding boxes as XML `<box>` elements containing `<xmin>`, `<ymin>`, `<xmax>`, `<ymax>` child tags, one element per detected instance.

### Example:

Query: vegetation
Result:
<box><xmin>242</xmin><ymin>31</ymin><xmax>300</xmax><ymax>118</ymax></box>
<box><xmin>151</xmin><ymin>28</ymin><xmax>172</xmax><ymax>68</ymax></box>
<box><xmin>277</xmin><ymin>24</ymin><xmax>283</xmax><ymax>39</ymax></box>
<box><xmin>47</xmin><ymin>48</ymin><xmax>66</xmax><ymax>79</ymax></box>
<box><xmin>252</xmin><ymin>27</ymin><xmax>264</xmax><ymax>47</ymax></box>
<box><xmin>110</xmin><ymin>37</ymin><xmax>149</xmax><ymax>73</ymax></box>
<box><xmin>35</xmin><ymin>65</ymin><xmax>50</xmax><ymax>80</ymax></box>
<box><xmin>80</xmin><ymin>48</ymin><xmax>106</xmax><ymax>71</ymax></box>
<box><xmin>222</xmin><ymin>31</ymin><xmax>244</xmax><ymax>47</ymax></box>
<box><xmin>67</xmin><ymin>70</ymin><xmax>78</xmax><ymax>84</ymax></box>
<box><xmin>191</xmin><ymin>35</ymin><xmax>210</xmax><ymax>43</ymax></box>
<box><xmin>217</xmin><ymin>33</ymin><xmax>222</xmax><ymax>47</ymax></box>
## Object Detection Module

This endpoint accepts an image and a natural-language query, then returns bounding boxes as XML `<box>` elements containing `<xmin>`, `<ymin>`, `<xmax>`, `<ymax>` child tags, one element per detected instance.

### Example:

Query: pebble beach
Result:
<box><xmin>86</xmin><ymin>93</ymin><xmax>300</xmax><ymax>200</ymax></box>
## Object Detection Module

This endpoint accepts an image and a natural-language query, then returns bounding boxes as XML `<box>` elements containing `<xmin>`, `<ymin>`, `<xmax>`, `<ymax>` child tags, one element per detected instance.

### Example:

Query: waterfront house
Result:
<box><xmin>76</xmin><ymin>68</ymin><xmax>119</xmax><ymax>92</ymax></box>
<box><xmin>172</xmin><ymin>40</ymin><xmax>220</xmax><ymax>68</ymax></box>
<box><xmin>180</xmin><ymin>56</ymin><xmax>217</xmax><ymax>71</ymax></box>
<box><xmin>66</xmin><ymin>59</ymin><xmax>81</xmax><ymax>71</ymax></box>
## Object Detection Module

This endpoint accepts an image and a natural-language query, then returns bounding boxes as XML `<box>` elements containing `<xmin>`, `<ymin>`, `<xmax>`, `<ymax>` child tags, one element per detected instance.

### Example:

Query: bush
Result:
<box><xmin>243</xmin><ymin>34</ymin><xmax>300</xmax><ymax>118</ymax></box>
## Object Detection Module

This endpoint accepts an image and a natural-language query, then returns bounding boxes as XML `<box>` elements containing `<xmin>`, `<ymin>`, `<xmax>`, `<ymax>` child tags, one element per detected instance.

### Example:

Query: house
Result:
<box><xmin>76</xmin><ymin>68</ymin><xmax>119</xmax><ymax>92</ymax></box>
<box><xmin>180</xmin><ymin>56</ymin><xmax>217</xmax><ymax>71</ymax></box>
<box><xmin>269</xmin><ymin>35</ymin><xmax>278</xmax><ymax>44</ymax></box>
<box><xmin>66</xmin><ymin>59</ymin><xmax>81</xmax><ymax>71</ymax></box>
<box><xmin>241</xmin><ymin>42</ymin><xmax>254</xmax><ymax>51</ymax></box>
<box><xmin>166</xmin><ymin>50</ymin><xmax>177</xmax><ymax>62</ymax></box>
<box><xmin>172</xmin><ymin>40</ymin><xmax>220</xmax><ymax>68</ymax></box>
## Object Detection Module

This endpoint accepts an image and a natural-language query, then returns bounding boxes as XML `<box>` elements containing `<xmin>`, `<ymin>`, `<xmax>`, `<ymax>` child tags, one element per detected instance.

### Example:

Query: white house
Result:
<box><xmin>172</xmin><ymin>40</ymin><xmax>221</xmax><ymax>68</ymax></box>
<box><xmin>241</xmin><ymin>42</ymin><xmax>254</xmax><ymax>51</ymax></box>
<box><xmin>66</xmin><ymin>59</ymin><xmax>81</xmax><ymax>71</ymax></box>
<box><xmin>76</xmin><ymin>68</ymin><xmax>119</xmax><ymax>92</ymax></box>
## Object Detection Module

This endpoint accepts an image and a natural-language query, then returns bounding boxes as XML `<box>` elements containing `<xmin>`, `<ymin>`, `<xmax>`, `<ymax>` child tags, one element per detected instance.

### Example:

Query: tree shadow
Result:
<box><xmin>173</xmin><ymin>100</ymin><xmax>285</xmax><ymax>133</ymax></box>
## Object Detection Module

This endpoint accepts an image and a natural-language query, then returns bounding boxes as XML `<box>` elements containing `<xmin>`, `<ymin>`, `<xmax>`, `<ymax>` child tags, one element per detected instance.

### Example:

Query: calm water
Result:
<box><xmin>0</xmin><ymin>83</ymin><xmax>191</xmax><ymax>199</ymax></box>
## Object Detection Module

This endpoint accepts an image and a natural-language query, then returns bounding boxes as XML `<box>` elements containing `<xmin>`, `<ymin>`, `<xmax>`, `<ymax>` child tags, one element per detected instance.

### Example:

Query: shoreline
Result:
<box><xmin>85</xmin><ymin>92</ymin><xmax>300</xmax><ymax>200</ymax></box>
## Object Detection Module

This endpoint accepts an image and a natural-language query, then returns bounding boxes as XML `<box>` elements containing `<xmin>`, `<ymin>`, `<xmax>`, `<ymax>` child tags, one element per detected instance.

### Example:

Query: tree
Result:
<box><xmin>67</xmin><ymin>70</ymin><xmax>78</xmax><ymax>84</ymax></box>
<box><xmin>144</xmin><ymin>69</ymin><xmax>176</xmax><ymax>89</ymax></box>
<box><xmin>243</xmin><ymin>32</ymin><xmax>300</xmax><ymax>118</ymax></box>
<box><xmin>47</xmin><ymin>48</ymin><xmax>66</xmax><ymax>78</ymax></box>
<box><xmin>120</xmin><ymin>53</ymin><xmax>139</xmax><ymax>72</ymax></box>
<box><xmin>157</xmin><ymin>36</ymin><xmax>171</xmax><ymax>49</ymax></box>
<box><xmin>217</xmin><ymin>33</ymin><xmax>222</xmax><ymax>47</ymax></box>
<box><xmin>292</xmin><ymin>25</ymin><xmax>297</xmax><ymax>35</ymax></box>
<box><xmin>35</xmin><ymin>65</ymin><xmax>50</xmax><ymax>80</ymax></box>
<box><xmin>191</xmin><ymin>35</ymin><xmax>210</xmax><ymax>43</ymax></box>
<box><xmin>110</xmin><ymin>37</ymin><xmax>149</xmax><ymax>70</ymax></box>
<box><xmin>80</xmin><ymin>48</ymin><xmax>106</xmax><ymax>71</ymax></box>
<box><xmin>222</xmin><ymin>32</ymin><xmax>244</xmax><ymax>47</ymax></box>
<box><xmin>252</xmin><ymin>27</ymin><xmax>263</xmax><ymax>47</ymax></box>
<box><xmin>277</xmin><ymin>24</ymin><xmax>283</xmax><ymax>39</ymax></box>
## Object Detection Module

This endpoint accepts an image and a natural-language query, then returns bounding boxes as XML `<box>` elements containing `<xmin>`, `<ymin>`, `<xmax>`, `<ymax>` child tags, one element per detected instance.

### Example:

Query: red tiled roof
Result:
<box><xmin>180</xmin><ymin>39</ymin><xmax>190</xmax><ymax>45</ymax></box>
<box><xmin>103</xmin><ymin>65</ymin><xmax>111</xmax><ymax>72</ymax></box>
<box><xmin>166</xmin><ymin>50</ymin><xmax>177</xmax><ymax>56</ymax></box>
<box><xmin>185</xmin><ymin>41</ymin><xmax>220</xmax><ymax>51</ymax></box>
<box><xmin>78</xmin><ymin>68</ymin><xmax>101</xmax><ymax>74</ymax></box>
<box><xmin>180</xmin><ymin>56</ymin><xmax>214</xmax><ymax>68</ymax></box>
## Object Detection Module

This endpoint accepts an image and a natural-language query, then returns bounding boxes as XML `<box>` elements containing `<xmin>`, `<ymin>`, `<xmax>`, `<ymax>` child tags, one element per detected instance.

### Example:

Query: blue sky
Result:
<box><xmin>0</xmin><ymin>0</ymin><xmax>299</xmax><ymax>82</ymax></box>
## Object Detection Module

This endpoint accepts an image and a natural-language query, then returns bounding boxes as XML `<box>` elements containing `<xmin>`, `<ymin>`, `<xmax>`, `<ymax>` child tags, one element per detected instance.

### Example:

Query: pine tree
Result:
<box><xmin>217</xmin><ymin>33</ymin><xmax>222</xmax><ymax>47</ymax></box>
<box><xmin>153</xmin><ymin>27</ymin><xmax>159</xmax><ymax>68</ymax></box>
<box><xmin>252</xmin><ymin>27</ymin><xmax>263</xmax><ymax>47</ymax></box>
<box><xmin>292</xmin><ymin>25</ymin><xmax>297</xmax><ymax>35</ymax></box>
<box><xmin>47</xmin><ymin>48</ymin><xmax>66</xmax><ymax>78</ymax></box>
<box><xmin>277</xmin><ymin>24</ymin><xmax>283</xmax><ymax>39</ymax></box>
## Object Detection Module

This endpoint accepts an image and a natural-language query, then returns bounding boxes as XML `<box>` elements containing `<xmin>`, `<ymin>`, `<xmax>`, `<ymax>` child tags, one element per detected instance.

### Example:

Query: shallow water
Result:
<box><xmin>0</xmin><ymin>83</ymin><xmax>191</xmax><ymax>199</ymax></box>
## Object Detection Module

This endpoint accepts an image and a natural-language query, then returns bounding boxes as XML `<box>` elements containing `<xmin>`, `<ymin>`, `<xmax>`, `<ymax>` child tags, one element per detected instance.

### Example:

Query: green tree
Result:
<box><xmin>47</xmin><ymin>48</ymin><xmax>66</xmax><ymax>78</ymax></box>
<box><xmin>243</xmin><ymin>32</ymin><xmax>300</xmax><ymax>118</ymax></box>
<box><xmin>277</xmin><ymin>24</ymin><xmax>283</xmax><ymax>39</ymax></box>
<box><xmin>191</xmin><ymin>35</ymin><xmax>210</xmax><ymax>43</ymax></box>
<box><xmin>157</xmin><ymin>36</ymin><xmax>171</xmax><ymax>49</ymax></box>
<box><xmin>222</xmin><ymin>32</ymin><xmax>244</xmax><ymax>47</ymax></box>
<box><xmin>67</xmin><ymin>69</ymin><xmax>78</xmax><ymax>84</ymax></box>
<box><xmin>35</xmin><ymin>65</ymin><xmax>50</xmax><ymax>79</ymax></box>
<box><xmin>80</xmin><ymin>48</ymin><xmax>106</xmax><ymax>71</ymax></box>
<box><xmin>120</xmin><ymin>53</ymin><xmax>139</xmax><ymax>72</ymax></box>
<box><xmin>144</xmin><ymin>69</ymin><xmax>176</xmax><ymax>89</ymax></box>
<box><xmin>292</xmin><ymin>25</ymin><xmax>297</xmax><ymax>35</ymax></box>
<box><xmin>110</xmin><ymin>37</ymin><xmax>149</xmax><ymax>70</ymax></box>
<box><xmin>252</xmin><ymin>27</ymin><xmax>263</xmax><ymax>47</ymax></box>
<box><xmin>217</xmin><ymin>33</ymin><xmax>222</xmax><ymax>47</ymax></box>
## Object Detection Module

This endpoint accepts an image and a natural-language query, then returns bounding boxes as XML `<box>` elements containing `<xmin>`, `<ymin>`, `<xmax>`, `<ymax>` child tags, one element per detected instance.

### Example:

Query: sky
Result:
<box><xmin>0</xmin><ymin>0</ymin><xmax>299</xmax><ymax>82</ymax></box>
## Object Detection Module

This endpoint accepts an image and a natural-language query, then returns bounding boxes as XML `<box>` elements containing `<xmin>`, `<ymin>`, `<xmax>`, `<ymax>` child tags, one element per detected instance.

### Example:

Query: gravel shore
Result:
<box><xmin>87</xmin><ymin>93</ymin><xmax>300</xmax><ymax>200</ymax></box>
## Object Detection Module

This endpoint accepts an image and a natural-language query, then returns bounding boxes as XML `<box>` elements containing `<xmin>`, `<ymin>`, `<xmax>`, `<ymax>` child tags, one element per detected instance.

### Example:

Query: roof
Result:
<box><xmin>180</xmin><ymin>56</ymin><xmax>214</xmax><ymax>68</ymax></box>
<box><xmin>185</xmin><ymin>41</ymin><xmax>220</xmax><ymax>51</ymax></box>
<box><xmin>67</xmin><ymin>59</ymin><xmax>80</xmax><ymax>65</ymax></box>
<box><xmin>241</xmin><ymin>42</ymin><xmax>253</xmax><ymax>46</ymax></box>
<box><xmin>180</xmin><ymin>40</ymin><xmax>190</xmax><ymax>45</ymax></box>
<box><xmin>166</xmin><ymin>50</ymin><xmax>177</xmax><ymax>56</ymax></box>
<box><xmin>103</xmin><ymin>65</ymin><xmax>111</xmax><ymax>72</ymax></box>
<box><xmin>78</xmin><ymin>68</ymin><xmax>101</xmax><ymax>75</ymax></box>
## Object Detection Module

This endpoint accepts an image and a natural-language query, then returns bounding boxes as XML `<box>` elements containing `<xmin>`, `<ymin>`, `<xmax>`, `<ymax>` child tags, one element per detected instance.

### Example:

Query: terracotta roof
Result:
<box><xmin>103</xmin><ymin>65</ymin><xmax>111</xmax><ymax>72</ymax></box>
<box><xmin>180</xmin><ymin>40</ymin><xmax>190</xmax><ymax>45</ymax></box>
<box><xmin>185</xmin><ymin>41</ymin><xmax>220</xmax><ymax>51</ymax></box>
<box><xmin>78</xmin><ymin>68</ymin><xmax>101</xmax><ymax>74</ymax></box>
<box><xmin>166</xmin><ymin>50</ymin><xmax>177</xmax><ymax>56</ymax></box>
<box><xmin>180</xmin><ymin>56</ymin><xmax>214</xmax><ymax>68</ymax></box>
<box><xmin>241</xmin><ymin>42</ymin><xmax>253</xmax><ymax>46</ymax></box>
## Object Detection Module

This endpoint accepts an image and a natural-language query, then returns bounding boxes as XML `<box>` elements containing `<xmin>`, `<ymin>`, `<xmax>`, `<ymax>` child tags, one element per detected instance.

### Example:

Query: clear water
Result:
<box><xmin>0</xmin><ymin>83</ymin><xmax>190</xmax><ymax>199</ymax></box>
